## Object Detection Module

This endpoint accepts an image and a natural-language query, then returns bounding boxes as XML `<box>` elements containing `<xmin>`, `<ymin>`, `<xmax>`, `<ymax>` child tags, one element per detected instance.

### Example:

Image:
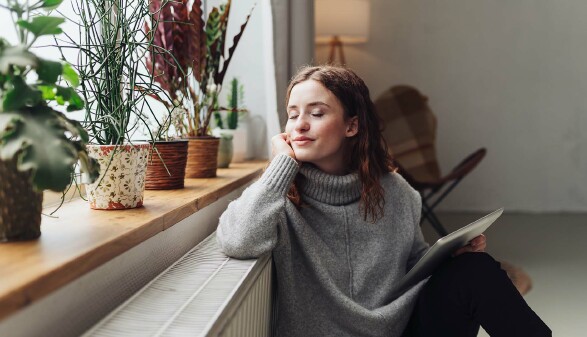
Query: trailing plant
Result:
<box><xmin>0</xmin><ymin>0</ymin><xmax>99</xmax><ymax>192</ymax></box>
<box><xmin>214</xmin><ymin>76</ymin><xmax>247</xmax><ymax>130</ymax></box>
<box><xmin>145</xmin><ymin>0</ymin><xmax>254</xmax><ymax>137</ymax></box>
<box><xmin>58</xmin><ymin>0</ymin><xmax>163</xmax><ymax>145</ymax></box>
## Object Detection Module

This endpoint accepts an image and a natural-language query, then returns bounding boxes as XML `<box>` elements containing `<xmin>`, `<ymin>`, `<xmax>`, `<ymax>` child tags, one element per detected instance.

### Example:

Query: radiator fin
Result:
<box><xmin>82</xmin><ymin>234</ymin><xmax>273</xmax><ymax>337</ymax></box>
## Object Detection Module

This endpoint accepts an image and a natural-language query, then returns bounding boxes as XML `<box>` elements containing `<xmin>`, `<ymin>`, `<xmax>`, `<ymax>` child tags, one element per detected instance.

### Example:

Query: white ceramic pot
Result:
<box><xmin>85</xmin><ymin>143</ymin><xmax>150</xmax><ymax>210</ymax></box>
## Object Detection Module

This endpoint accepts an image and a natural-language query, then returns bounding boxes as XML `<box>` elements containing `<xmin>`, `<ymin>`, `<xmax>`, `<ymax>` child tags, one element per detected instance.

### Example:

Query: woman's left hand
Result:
<box><xmin>453</xmin><ymin>234</ymin><xmax>486</xmax><ymax>256</ymax></box>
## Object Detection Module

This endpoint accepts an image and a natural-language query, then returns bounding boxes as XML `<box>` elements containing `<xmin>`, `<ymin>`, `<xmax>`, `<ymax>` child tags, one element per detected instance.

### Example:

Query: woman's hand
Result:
<box><xmin>271</xmin><ymin>133</ymin><xmax>296</xmax><ymax>160</ymax></box>
<box><xmin>453</xmin><ymin>234</ymin><xmax>486</xmax><ymax>256</ymax></box>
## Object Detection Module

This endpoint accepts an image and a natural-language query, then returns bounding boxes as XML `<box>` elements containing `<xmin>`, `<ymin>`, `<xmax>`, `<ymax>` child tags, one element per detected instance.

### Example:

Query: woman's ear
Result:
<box><xmin>346</xmin><ymin>116</ymin><xmax>359</xmax><ymax>137</ymax></box>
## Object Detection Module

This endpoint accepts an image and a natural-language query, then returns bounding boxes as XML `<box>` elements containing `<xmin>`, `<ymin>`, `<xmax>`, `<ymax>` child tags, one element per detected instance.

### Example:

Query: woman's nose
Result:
<box><xmin>295</xmin><ymin>114</ymin><xmax>310</xmax><ymax>131</ymax></box>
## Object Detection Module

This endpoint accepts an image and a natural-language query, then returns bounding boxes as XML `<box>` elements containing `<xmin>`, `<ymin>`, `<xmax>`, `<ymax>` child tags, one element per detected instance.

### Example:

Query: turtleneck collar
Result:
<box><xmin>298</xmin><ymin>164</ymin><xmax>361</xmax><ymax>205</ymax></box>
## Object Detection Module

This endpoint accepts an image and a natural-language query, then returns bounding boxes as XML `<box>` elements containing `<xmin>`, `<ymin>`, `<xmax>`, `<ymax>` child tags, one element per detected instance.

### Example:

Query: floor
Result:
<box><xmin>421</xmin><ymin>212</ymin><xmax>587</xmax><ymax>337</ymax></box>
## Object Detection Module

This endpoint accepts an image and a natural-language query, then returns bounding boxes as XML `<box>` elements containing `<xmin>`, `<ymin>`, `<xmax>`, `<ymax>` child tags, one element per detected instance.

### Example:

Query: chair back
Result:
<box><xmin>374</xmin><ymin>85</ymin><xmax>441</xmax><ymax>183</ymax></box>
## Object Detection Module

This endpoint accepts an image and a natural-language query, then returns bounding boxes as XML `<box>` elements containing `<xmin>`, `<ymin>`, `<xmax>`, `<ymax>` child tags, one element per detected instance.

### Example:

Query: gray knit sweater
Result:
<box><xmin>216</xmin><ymin>154</ymin><xmax>430</xmax><ymax>337</ymax></box>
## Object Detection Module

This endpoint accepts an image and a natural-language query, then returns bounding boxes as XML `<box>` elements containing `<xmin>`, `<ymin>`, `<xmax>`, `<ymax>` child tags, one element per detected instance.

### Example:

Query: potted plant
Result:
<box><xmin>0</xmin><ymin>0</ymin><xmax>99</xmax><ymax>241</ymax></box>
<box><xmin>140</xmin><ymin>109</ymin><xmax>188</xmax><ymax>190</ymax></box>
<box><xmin>145</xmin><ymin>0</ymin><xmax>253</xmax><ymax>178</ymax></box>
<box><xmin>59</xmin><ymin>0</ymin><xmax>160</xmax><ymax>209</ymax></box>
<box><xmin>213</xmin><ymin>77</ymin><xmax>249</xmax><ymax>166</ymax></box>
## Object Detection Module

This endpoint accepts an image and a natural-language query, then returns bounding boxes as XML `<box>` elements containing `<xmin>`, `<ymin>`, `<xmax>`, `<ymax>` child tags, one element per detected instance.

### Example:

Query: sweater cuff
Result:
<box><xmin>259</xmin><ymin>154</ymin><xmax>299</xmax><ymax>196</ymax></box>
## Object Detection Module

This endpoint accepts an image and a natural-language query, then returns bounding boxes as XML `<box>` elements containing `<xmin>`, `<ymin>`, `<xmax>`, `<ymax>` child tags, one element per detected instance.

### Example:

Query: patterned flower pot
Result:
<box><xmin>185</xmin><ymin>137</ymin><xmax>220</xmax><ymax>178</ymax></box>
<box><xmin>145</xmin><ymin>140</ymin><xmax>188</xmax><ymax>190</ymax></box>
<box><xmin>86</xmin><ymin>143</ymin><xmax>150</xmax><ymax>210</ymax></box>
<box><xmin>0</xmin><ymin>157</ymin><xmax>43</xmax><ymax>242</ymax></box>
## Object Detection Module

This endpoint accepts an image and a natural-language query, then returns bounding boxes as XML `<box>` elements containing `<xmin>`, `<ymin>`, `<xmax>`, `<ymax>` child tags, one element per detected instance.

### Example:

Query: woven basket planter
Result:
<box><xmin>145</xmin><ymin>140</ymin><xmax>188</xmax><ymax>190</ymax></box>
<box><xmin>86</xmin><ymin>143</ymin><xmax>150</xmax><ymax>210</ymax></box>
<box><xmin>0</xmin><ymin>157</ymin><xmax>43</xmax><ymax>242</ymax></box>
<box><xmin>185</xmin><ymin>137</ymin><xmax>220</xmax><ymax>178</ymax></box>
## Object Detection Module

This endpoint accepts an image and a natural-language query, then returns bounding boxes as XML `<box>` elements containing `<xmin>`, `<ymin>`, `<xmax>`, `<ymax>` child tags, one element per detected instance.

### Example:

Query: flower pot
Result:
<box><xmin>0</xmin><ymin>157</ymin><xmax>43</xmax><ymax>242</ymax></box>
<box><xmin>85</xmin><ymin>143</ymin><xmax>150</xmax><ymax>210</ymax></box>
<box><xmin>217</xmin><ymin>134</ymin><xmax>233</xmax><ymax>168</ymax></box>
<box><xmin>145</xmin><ymin>140</ymin><xmax>188</xmax><ymax>190</ymax></box>
<box><xmin>185</xmin><ymin>137</ymin><xmax>220</xmax><ymax>178</ymax></box>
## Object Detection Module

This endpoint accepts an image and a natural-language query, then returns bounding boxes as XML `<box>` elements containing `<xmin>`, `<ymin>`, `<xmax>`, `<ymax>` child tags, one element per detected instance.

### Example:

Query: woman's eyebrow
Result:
<box><xmin>307</xmin><ymin>101</ymin><xmax>330</xmax><ymax>108</ymax></box>
<box><xmin>287</xmin><ymin>101</ymin><xmax>331</xmax><ymax>110</ymax></box>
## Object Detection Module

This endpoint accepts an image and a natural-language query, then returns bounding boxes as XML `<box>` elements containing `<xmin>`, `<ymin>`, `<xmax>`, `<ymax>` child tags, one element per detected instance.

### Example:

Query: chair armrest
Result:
<box><xmin>400</xmin><ymin>148</ymin><xmax>486</xmax><ymax>190</ymax></box>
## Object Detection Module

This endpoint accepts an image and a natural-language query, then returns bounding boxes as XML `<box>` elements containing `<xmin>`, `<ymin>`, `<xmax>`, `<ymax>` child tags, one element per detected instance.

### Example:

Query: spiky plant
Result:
<box><xmin>57</xmin><ymin>0</ymin><xmax>163</xmax><ymax>146</ymax></box>
<box><xmin>214</xmin><ymin>77</ymin><xmax>247</xmax><ymax>130</ymax></box>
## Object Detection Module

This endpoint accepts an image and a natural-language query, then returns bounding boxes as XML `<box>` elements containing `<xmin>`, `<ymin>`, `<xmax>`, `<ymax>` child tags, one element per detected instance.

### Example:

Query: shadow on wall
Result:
<box><xmin>248</xmin><ymin>114</ymin><xmax>268</xmax><ymax>159</ymax></box>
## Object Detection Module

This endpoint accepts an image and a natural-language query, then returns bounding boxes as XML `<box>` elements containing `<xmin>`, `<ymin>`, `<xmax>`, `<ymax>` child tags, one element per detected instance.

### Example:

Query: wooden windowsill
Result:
<box><xmin>0</xmin><ymin>161</ymin><xmax>266</xmax><ymax>321</ymax></box>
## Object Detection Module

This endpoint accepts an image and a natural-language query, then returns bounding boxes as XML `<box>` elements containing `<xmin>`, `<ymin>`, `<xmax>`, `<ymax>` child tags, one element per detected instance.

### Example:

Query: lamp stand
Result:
<box><xmin>328</xmin><ymin>35</ymin><xmax>346</xmax><ymax>65</ymax></box>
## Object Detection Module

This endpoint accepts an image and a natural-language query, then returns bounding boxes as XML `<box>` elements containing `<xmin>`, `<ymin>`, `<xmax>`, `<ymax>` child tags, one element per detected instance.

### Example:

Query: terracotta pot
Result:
<box><xmin>85</xmin><ymin>143</ymin><xmax>149</xmax><ymax>210</ymax></box>
<box><xmin>0</xmin><ymin>156</ymin><xmax>43</xmax><ymax>242</ymax></box>
<box><xmin>145</xmin><ymin>140</ymin><xmax>188</xmax><ymax>190</ymax></box>
<box><xmin>185</xmin><ymin>137</ymin><xmax>220</xmax><ymax>178</ymax></box>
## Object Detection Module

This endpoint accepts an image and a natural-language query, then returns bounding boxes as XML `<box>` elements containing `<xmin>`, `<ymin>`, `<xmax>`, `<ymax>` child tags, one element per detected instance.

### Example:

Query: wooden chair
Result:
<box><xmin>374</xmin><ymin>85</ymin><xmax>486</xmax><ymax>236</ymax></box>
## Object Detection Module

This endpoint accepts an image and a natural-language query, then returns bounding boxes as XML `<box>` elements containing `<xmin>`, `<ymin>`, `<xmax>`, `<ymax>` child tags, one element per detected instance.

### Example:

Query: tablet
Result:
<box><xmin>391</xmin><ymin>208</ymin><xmax>504</xmax><ymax>298</ymax></box>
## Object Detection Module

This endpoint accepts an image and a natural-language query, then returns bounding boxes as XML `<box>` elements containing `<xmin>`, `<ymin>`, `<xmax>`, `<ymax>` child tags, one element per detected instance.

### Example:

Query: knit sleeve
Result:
<box><xmin>407</xmin><ymin>189</ymin><xmax>430</xmax><ymax>271</ymax></box>
<box><xmin>216</xmin><ymin>154</ymin><xmax>299</xmax><ymax>259</ymax></box>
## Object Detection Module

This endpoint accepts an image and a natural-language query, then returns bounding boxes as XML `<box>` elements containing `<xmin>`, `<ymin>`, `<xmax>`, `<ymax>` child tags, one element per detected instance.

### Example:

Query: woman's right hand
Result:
<box><xmin>271</xmin><ymin>133</ymin><xmax>296</xmax><ymax>160</ymax></box>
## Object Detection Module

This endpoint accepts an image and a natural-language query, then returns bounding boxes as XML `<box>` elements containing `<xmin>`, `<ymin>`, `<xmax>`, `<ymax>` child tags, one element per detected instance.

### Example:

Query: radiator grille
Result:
<box><xmin>83</xmin><ymin>234</ymin><xmax>273</xmax><ymax>337</ymax></box>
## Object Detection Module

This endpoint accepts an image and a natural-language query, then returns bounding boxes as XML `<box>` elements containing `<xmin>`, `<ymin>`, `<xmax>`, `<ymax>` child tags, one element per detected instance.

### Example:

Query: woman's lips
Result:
<box><xmin>292</xmin><ymin>136</ymin><xmax>314</xmax><ymax>146</ymax></box>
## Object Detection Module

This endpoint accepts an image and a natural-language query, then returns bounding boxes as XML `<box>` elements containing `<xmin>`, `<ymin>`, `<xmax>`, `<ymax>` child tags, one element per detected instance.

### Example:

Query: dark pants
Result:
<box><xmin>403</xmin><ymin>253</ymin><xmax>552</xmax><ymax>337</ymax></box>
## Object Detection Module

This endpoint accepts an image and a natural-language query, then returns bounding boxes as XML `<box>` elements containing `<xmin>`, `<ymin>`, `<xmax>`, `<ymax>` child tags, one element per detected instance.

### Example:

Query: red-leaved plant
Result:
<box><xmin>145</xmin><ymin>0</ymin><xmax>253</xmax><ymax>138</ymax></box>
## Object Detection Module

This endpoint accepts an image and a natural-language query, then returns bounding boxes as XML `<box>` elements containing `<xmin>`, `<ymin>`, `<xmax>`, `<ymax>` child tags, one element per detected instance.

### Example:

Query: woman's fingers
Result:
<box><xmin>470</xmin><ymin>234</ymin><xmax>486</xmax><ymax>251</ymax></box>
<box><xmin>271</xmin><ymin>133</ymin><xmax>296</xmax><ymax>159</ymax></box>
<box><xmin>453</xmin><ymin>234</ymin><xmax>487</xmax><ymax>256</ymax></box>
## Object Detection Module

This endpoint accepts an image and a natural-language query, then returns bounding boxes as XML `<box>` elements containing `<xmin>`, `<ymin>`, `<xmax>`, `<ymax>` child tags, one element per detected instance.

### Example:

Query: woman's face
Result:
<box><xmin>285</xmin><ymin>79</ymin><xmax>358</xmax><ymax>175</ymax></box>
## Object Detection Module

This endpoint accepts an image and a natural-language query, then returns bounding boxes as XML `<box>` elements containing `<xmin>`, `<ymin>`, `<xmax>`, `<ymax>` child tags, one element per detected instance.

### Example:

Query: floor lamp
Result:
<box><xmin>315</xmin><ymin>0</ymin><xmax>370</xmax><ymax>65</ymax></box>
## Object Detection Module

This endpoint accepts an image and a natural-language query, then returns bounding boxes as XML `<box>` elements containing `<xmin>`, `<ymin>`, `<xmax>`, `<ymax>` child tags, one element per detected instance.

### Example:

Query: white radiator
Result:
<box><xmin>82</xmin><ymin>234</ymin><xmax>275</xmax><ymax>337</ymax></box>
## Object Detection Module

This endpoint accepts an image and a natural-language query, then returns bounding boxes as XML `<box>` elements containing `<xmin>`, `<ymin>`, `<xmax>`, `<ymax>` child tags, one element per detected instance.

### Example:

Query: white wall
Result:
<box><xmin>316</xmin><ymin>0</ymin><xmax>587</xmax><ymax>212</ymax></box>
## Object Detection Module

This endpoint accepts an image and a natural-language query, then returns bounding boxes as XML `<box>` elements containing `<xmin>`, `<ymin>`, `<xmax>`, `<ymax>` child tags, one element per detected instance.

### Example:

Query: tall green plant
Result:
<box><xmin>0</xmin><ymin>0</ymin><xmax>99</xmax><ymax>191</ymax></box>
<box><xmin>59</xmin><ymin>0</ymin><xmax>161</xmax><ymax>145</ymax></box>
<box><xmin>145</xmin><ymin>0</ymin><xmax>254</xmax><ymax>137</ymax></box>
<box><xmin>214</xmin><ymin>77</ymin><xmax>246</xmax><ymax>130</ymax></box>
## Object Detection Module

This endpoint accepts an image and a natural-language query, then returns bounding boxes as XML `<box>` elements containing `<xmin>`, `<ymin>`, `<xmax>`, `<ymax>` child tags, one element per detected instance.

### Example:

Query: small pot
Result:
<box><xmin>185</xmin><ymin>136</ymin><xmax>220</xmax><ymax>178</ymax></box>
<box><xmin>85</xmin><ymin>143</ymin><xmax>150</xmax><ymax>210</ymax></box>
<box><xmin>217</xmin><ymin>133</ymin><xmax>234</xmax><ymax>168</ymax></box>
<box><xmin>145</xmin><ymin>140</ymin><xmax>188</xmax><ymax>190</ymax></box>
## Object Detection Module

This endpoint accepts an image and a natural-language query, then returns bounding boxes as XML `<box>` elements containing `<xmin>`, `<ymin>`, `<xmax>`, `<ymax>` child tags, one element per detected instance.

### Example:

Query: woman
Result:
<box><xmin>216</xmin><ymin>65</ymin><xmax>550</xmax><ymax>337</ymax></box>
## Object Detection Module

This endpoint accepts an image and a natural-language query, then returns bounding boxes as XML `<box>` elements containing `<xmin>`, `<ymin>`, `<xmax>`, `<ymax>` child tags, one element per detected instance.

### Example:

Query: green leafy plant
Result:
<box><xmin>58</xmin><ymin>0</ymin><xmax>163</xmax><ymax>145</ymax></box>
<box><xmin>0</xmin><ymin>0</ymin><xmax>99</xmax><ymax>192</ymax></box>
<box><xmin>214</xmin><ymin>76</ymin><xmax>247</xmax><ymax>130</ymax></box>
<box><xmin>144</xmin><ymin>0</ymin><xmax>254</xmax><ymax>137</ymax></box>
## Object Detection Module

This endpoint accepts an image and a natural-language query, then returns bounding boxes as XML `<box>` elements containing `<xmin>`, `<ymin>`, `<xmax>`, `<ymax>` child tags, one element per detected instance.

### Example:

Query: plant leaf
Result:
<box><xmin>17</xmin><ymin>16</ymin><xmax>65</xmax><ymax>38</ymax></box>
<box><xmin>189</xmin><ymin>0</ymin><xmax>206</xmax><ymax>82</ymax></box>
<box><xmin>0</xmin><ymin>108</ymin><xmax>91</xmax><ymax>191</ymax></box>
<box><xmin>37</xmin><ymin>59</ymin><xmax>63</xmax><ymax>83</ymax></box>
<box><xmin>41</xmin><ymin>0</ymin><xmax>64</xmax><ymax>10</ymax></box>
<box><xmin>216</xmin><ymin>5</ymin><xmax>254</xmax><ymax>85</ymax></box>
<box><xmin>3</xmin><ymin>76</ymin><xmax>43</xmax><ymax>111</ymax></box>
<box><xmin>62</xmin><ymin>63</ymin><xmax>80</xmax><ymax>87</ymax></box>
<box><xmin>0</xmin><ymin>46</ymin><xmax>38</xmax><ymax>73</ymax></box>
<box><xmin>0</xmin><ymin>108</ymin><xmax>98</xmax><ymax>190</ymax></box>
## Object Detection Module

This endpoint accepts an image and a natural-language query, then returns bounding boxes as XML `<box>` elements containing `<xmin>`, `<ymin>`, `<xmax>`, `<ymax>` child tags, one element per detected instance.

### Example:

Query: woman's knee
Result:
<box><xmin>431</xmin><ymin>253</ymin><xmax>505</xmax><ymax>290</ymax></box>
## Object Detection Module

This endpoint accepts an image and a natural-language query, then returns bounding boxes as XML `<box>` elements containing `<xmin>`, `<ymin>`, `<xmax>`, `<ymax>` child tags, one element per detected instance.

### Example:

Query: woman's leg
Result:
<box><xmin>405</xmin><ymin>253</ymin><xmax>551</xmax><ymax>337</ymax></box>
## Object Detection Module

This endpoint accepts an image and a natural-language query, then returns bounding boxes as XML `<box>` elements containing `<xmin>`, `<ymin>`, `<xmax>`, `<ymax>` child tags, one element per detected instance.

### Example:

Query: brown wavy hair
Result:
<box><xmin>285</xmin><ymin>65</ymin><xmax>395</xmax><ymax>223</ymax></box>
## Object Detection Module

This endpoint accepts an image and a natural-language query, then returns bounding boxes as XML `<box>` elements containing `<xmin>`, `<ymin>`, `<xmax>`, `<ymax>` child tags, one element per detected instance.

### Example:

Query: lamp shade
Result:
<box><xmin>315</xmin><ymin>0</ymin><xmax>370</xmax><ymax>44</ymax></box>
